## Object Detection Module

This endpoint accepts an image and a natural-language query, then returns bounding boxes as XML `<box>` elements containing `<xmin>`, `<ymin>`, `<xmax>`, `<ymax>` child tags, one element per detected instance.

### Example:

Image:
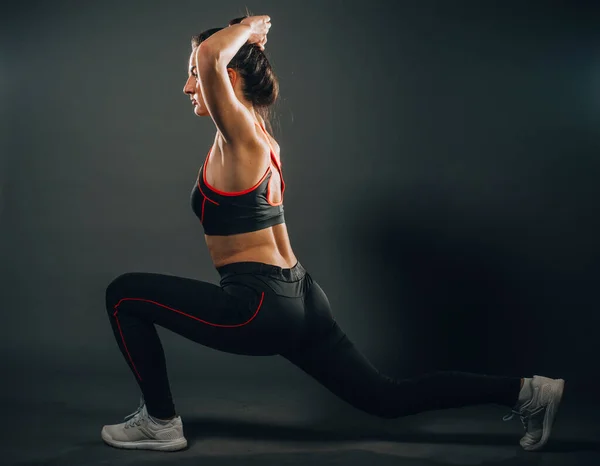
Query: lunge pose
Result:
<box><xmin>101</xmin><ymin>15</ymin><xmax>564</xmax><ymax>453</ymax></box>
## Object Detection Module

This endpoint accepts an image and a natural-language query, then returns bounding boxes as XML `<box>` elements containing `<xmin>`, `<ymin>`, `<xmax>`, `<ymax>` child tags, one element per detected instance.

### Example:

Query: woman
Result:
<box><xmin>101</xmin><ymin>15</ymin><xmax>565</xmax><ymax>453</ymax></box>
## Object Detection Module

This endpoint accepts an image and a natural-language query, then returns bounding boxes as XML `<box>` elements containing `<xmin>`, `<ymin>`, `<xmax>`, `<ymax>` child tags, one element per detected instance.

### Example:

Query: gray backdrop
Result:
<box><xmin>1</xmin><ymin>0</ymin><xmax>599</xmax><ymax>409</ymax></box>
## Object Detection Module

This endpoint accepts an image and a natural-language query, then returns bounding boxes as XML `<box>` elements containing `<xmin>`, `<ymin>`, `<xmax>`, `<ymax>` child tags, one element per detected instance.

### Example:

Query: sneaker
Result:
<box><xmin>502</xmin><ymin>375</ymin><xmax>565</xmax><ymax>451</ymax></box>
<box><xmin>101</xmin><ymin>398</ymin><xmax>187</xmax><ymax>451</ymax></box>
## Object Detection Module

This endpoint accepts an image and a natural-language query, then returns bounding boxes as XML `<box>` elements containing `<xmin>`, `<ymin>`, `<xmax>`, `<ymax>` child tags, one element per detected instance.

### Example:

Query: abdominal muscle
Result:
<box><xmin>205</xmin><ymin>223</ymin><xmax>298</xmax><ymax>269</ymax></box>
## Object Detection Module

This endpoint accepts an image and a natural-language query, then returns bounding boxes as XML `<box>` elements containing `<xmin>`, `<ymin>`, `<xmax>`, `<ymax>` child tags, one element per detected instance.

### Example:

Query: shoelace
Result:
<box><xmin>502</xmin><ymin>405</ymin><xmax>545</xmax><ymax>431</ymax></box>
<box><xmin>123</xmin><ymin>397</ymin><xmax>145</xmax><ymax>429</ymax></box>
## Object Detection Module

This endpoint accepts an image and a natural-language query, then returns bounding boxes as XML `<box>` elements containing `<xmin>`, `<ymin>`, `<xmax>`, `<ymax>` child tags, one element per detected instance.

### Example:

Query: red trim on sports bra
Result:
<box><xmin>196</xmin><ymin>166</ymin><xmax>220</xmax><ymax>206</ymax></box>
<box><xmin>195</xmin><ymin>165</ymin><xmax>219</xmax><ymax>225</ymax></box>
<box><xmin>202</xmin><ymin>121</ymin><xmax>285</xmax><ymax>200</ymax></box>
<box><xmin>266</xmin><ymin>150</ymin><xmax>285</xmax><ymax>206</ymax></box>
<box><xmin>203</xmin><ymin>145</ymin><xmax>271</xmax><ymax>196</ymax></box>
<box><xmin>259</xmin><ymin>122</ymin><xmax>285</xmax><ymax>206</ymax></box>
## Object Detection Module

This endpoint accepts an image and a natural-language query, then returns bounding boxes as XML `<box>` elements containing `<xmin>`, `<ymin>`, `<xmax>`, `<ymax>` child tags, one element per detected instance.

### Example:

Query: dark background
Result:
<box><xmin>1</xmin><ymin>0</ymin><xmax>599</xmax><ymax>431</ymax></box>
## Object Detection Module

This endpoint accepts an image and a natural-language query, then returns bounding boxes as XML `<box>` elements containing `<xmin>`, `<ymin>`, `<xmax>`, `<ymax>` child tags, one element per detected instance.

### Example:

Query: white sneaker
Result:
<box><xmin>101</xmin><ymin>399</ymin><xmax>187</xmax><ymax>452</ymax></box>
<box><xmin>502</xmin><ymin>375</ymin><xmax>565</xmax><ymax>451</ymax></box>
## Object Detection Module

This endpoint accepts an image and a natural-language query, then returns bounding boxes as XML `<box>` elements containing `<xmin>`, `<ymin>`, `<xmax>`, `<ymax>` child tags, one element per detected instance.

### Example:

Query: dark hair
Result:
<box><xmin>191</xmin><ymin>16</ymin><xmax>279</xmax><ymax>136</ymax></box>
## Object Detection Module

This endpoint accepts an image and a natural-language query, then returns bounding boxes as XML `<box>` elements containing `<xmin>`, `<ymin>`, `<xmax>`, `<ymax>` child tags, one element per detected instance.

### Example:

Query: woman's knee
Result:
<box><xmin>105</xmin><ymin>272</ymin><xmax>137</xmax><ymax>311</ymax></box>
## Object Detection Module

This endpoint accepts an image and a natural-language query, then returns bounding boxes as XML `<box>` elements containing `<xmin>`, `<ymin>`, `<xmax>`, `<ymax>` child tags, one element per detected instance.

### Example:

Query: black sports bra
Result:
<box><xmin>190</xmin><ymin>123</ymin><xmax>285</xmax><ymax>236</ymax></box>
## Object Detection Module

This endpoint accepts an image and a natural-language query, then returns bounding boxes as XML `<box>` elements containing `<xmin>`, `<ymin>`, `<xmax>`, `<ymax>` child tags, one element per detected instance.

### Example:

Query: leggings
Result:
<box><xmin>105</xmin><ymin>261</ymin><xmax>521</xmax><ymax>419</ymax></box>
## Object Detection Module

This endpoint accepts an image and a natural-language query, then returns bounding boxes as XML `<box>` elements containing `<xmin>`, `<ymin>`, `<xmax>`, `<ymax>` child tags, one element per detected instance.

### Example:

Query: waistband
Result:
<box><xmin>217</xmin><ymin>261</ymin><xmax>306</xmax><ymax>282</ymax></box>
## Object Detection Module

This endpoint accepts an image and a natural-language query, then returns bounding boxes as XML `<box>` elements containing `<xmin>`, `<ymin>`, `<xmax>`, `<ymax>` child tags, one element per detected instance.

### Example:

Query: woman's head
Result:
<box><xmin>183</xmin><ymin>17</ymin><xmax>279</xmax><ymax>131</ymax></box>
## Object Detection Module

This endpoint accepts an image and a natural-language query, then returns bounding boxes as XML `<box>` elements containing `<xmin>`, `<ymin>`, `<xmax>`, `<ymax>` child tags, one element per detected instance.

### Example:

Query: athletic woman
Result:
<box><xmin>101</xmin><ymin>15</ymin><xmax>565</xmax><ymax>453</ymax></box>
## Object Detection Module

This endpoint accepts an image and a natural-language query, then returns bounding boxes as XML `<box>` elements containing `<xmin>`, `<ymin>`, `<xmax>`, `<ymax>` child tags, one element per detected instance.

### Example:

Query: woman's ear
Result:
<box><xmin>227</xmin><ymin>68</ymin><xmax>237</xmax><ymax>88</ymax></box>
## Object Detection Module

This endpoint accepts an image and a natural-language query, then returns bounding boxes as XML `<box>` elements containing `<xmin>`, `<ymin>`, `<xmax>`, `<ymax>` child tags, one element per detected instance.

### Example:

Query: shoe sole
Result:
<box><xmin>522</xmin><ymin>378</ymin><xmax>565</xmax><ymax>451</ymax></box>
<box><xmin>101</xmin><ymin>427</ymin><xmax>188</xmax><ymax>451</ymax></box>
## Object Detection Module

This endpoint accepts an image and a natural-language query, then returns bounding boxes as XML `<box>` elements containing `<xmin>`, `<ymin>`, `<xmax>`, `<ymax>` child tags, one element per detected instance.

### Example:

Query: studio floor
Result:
<box><xmin>3</xmin><ymin>360</ymin><xmax>599</xmax><ymax>466</ymax></box>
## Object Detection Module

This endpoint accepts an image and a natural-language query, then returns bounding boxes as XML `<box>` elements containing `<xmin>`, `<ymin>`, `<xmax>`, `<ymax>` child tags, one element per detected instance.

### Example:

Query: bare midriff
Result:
<box><xmin>205</xmin><ymin>222</ymin><xmax>297</xmax><ymax>269</ymax></box>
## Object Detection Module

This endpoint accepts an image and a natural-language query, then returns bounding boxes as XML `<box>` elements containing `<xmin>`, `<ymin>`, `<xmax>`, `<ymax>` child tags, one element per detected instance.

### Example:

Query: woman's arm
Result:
<box><xmin>195</xmin><ymin>17</ymin><xmax>270</xmax><ymax>145</ymax></box>
<box><xmin>198</xmin><ymin>23</ymin><xmax>251</xmax><ymax>63</ymax></box>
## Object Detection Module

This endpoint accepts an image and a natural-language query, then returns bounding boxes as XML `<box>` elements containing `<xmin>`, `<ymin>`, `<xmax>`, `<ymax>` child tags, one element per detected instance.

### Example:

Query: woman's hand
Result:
<box><xmin>240</xmin><ymin>15</ymin><xmax>271</xmax><ymax>51</ymax></box>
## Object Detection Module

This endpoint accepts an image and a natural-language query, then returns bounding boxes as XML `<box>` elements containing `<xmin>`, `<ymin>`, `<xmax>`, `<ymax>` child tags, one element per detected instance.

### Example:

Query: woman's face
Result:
<box><xmin>182</xmin><ymin>49</ymin><xmax>209</xmax><ymax>117</ymax></box>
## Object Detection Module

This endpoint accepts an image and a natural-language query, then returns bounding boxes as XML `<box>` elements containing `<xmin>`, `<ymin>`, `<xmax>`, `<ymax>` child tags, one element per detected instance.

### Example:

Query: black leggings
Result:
<box><xmin>105</xmin><ymin>261</ymin><xmax>521</xmax><ymax>419</ymax></box>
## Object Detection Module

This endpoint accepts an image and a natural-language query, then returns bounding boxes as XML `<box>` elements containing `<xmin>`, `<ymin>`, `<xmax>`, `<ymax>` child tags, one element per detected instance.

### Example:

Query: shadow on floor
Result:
<box><xmin>174</xmin><ymin>416</ymin><xmax>600</xmax><ymax>452</ymax></box>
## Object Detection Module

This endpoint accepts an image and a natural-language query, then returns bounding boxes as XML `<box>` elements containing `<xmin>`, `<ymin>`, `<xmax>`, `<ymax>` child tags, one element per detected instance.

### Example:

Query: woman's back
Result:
<box><xmin>205</xmin><ymin>222</ymin><xmax>296</xmax><ymax>268</ymax></box>
<box><xmin>194</xmin><ymin>119</ymin><xmax>297</xmax><ymax>268</ymax></box>
<box><xmin>182</xmin><ymin>15</ymin><xmax>296</xmax><ymax>269</ymax></box>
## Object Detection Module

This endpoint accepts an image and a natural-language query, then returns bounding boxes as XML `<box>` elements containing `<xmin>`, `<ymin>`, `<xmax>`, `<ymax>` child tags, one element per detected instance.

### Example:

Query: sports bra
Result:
<box><xmin>190</xmin><ymin>122</ymin><xmax>286</xmax><ymax>236</ymax></box>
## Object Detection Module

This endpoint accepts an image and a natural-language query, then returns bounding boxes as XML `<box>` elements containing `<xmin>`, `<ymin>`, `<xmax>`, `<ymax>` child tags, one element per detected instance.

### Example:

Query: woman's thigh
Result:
<box><xmin>105</xmin><ymin>271</ymin><xmax>290</xmax><ymax>356</ymax></box>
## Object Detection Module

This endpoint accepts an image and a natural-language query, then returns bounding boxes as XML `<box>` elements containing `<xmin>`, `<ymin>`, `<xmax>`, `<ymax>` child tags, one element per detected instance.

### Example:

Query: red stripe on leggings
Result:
<box><xmin>201</xmin><ymin>197</ymin><xmax>206</xmax><ymax>223</ymax></box>
<box><xmin>112</xmin><ymin>310</ymin><xmax>144</xmax><ymax>382</ymax></box>
<box><xmin>111</xmin><ymin>292</ymin><xmax>265</xmax><ymax>381</ymax></box>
